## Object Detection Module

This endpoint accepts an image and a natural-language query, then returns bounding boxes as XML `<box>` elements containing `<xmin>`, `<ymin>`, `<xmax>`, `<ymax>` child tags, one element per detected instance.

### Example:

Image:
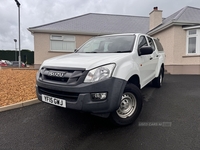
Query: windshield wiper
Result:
<box><xmin>116</xmin><ymin>50</ymin><xmax>132</xmax><ymax>53</ymax></box>
<box><xmin>84</xmin><ymin>52</ymin><xmax>97</xmax><ymax>53</ymax></box>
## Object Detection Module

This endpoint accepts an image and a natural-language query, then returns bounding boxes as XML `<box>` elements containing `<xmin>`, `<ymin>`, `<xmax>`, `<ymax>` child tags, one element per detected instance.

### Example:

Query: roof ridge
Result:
<box><xmin>186</xmin><ymin>6</ymin><xmax>200</xmax><ymax>11</ymax></box>
<box><xmin>173</xmin><ymin>6</ymin><xmax>188</xmax><ymax>20</ymax></box>
<box><xmin>173</xmin><ymin>6</ymin><xmax>200</xmax><ymax>21</ymax></box>
<box><xmin>88</xmin><ymin>13</ymin><xmax>149</xmax><ymax>18</ymax></box>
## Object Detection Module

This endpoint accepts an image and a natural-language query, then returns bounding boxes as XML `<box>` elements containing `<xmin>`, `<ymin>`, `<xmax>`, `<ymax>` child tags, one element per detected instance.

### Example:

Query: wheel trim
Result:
<box><xmin>116</xmin><ymin>92</ymin><xmax>137</xmax><ymax>119</ymax></box>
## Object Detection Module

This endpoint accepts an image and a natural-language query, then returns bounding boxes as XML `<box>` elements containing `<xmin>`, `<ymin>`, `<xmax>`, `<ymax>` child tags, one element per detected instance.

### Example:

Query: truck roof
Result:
<box><xmin>99</xmin><ymin>33</ymin><xmax>143</xmax><ymax>37</ymax></box>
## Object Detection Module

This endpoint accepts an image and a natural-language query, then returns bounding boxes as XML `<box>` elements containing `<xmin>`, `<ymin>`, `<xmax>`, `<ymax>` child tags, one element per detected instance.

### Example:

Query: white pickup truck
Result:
<box><xmin>36</xmin><ymin>33</ymin><xmax>165</xmax><ymax>125</ymax></box>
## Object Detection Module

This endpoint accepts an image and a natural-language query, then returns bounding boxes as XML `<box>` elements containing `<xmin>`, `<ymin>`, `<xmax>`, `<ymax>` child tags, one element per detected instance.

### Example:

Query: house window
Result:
<box><xmin>50</xmin><ymin>35</ymin><xmax>76</xmax><ymax>52</ymax></box>
<box><xmin>188</xmin><ymin>37</ymin><xmax>196</xmax><ymax>53</ymax></box>
<box><xmin>186</xmin><ymin>29</ymin><xmax>199</xmax><ymax>54</ymax></box>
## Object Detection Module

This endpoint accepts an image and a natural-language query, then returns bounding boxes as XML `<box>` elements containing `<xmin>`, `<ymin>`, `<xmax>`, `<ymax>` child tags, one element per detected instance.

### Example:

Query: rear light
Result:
<box><xmin>1</xmin><ymin>62</ymin><xmax>7</xmax><ymax>66</ymax></box>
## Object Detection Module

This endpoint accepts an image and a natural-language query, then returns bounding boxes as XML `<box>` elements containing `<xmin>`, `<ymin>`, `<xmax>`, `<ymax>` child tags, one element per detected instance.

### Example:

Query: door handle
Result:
<box><xmin>150</xmin><ymin>57</ymin><xmax>153</xmax><ymax>60</ymax></box>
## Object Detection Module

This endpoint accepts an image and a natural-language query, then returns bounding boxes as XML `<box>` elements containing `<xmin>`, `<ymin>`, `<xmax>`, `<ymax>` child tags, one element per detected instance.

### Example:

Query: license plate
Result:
<box><xmin>42</xmin><ymin>95</ymin><xmax>66</xmax><ymax>108</ymax></box>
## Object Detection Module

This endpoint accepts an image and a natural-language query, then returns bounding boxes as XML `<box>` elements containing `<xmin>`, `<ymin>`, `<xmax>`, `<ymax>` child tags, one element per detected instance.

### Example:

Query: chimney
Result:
<box><xmin>149</xmin><ymin>7</ymin><xmax>162</xmax><ymax>30</ymax></box>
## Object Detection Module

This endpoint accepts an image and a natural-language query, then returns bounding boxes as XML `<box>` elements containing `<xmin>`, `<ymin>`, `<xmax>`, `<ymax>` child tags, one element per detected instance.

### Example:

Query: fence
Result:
<box><xmin>0</xmin><ymin>50</ymin><xmax>34</xmax><ymax>65</ymax></box>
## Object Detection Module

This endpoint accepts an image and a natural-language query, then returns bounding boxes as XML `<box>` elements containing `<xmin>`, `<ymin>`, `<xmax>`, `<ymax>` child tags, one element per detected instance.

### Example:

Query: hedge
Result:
<box><xmin>0</xmin><ymin>49</ymin><xmax>34</xmax><ymax>65</ymax></box>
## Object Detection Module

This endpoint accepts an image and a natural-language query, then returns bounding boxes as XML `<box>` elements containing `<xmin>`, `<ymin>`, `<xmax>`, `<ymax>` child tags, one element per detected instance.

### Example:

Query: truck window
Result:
<box><xmin>82</xmin><ymin>40</ymin><xmax>101</xmax><ymax>52</ymax></box>
<box><xmin>138</xmin><ymin>36</ymin><xmax>148</xmax><ymax>50</ymax></box>
<box><xmin>154</xmin><ymin>39</ymin><xmax>164</xmax><ymax>51</ymax></box>
<box><xmin>147</xmin><ymin>37</ymin><xmax>155</xmax><ymax>51</ymax></box>
<box><xmin>78</xmin><ymin>35</ymin><xmax>135</xmax><ymax>53</ymax></box>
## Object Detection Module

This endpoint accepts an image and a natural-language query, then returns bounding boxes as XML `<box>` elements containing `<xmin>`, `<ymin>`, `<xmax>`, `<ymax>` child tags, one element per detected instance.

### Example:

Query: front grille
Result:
<box><xmin>45</xmin><ymin>76</ymin><xmax>69</xmax><ymax>82</ymax></box>
<box><xmin>38</xmin><ymin>87</ymin><xmax>79</xmax><ymax>102</ymax></box>
<box><xmin>38</xmin><ymin>66</ymin><xmax>87</xmax><ymax>85</ymax></box>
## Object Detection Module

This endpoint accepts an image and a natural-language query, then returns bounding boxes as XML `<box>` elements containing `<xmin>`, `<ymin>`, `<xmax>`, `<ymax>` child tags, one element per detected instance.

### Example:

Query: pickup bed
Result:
<box><xmin>36</xmin><ymin>33</ymin><xmax>165</xmax><ymax>125</ymax></box>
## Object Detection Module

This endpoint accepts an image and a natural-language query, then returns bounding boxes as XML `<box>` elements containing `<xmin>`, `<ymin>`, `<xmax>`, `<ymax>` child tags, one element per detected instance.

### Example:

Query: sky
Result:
<box><xmin>0</xmin><ymin>0</ymin><xmax>200</xmax><ymax>51</ymax></box>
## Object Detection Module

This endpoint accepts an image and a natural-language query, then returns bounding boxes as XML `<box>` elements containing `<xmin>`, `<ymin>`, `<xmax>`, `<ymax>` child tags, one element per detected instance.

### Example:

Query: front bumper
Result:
<box><xmin>36</xmin><ymin>77</ymin><xmax>127</xmax><ymax>113</ymax></box>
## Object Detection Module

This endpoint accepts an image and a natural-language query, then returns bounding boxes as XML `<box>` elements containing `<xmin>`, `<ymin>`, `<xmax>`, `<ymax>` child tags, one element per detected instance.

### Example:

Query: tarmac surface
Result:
<box><xmin>0</xmin><ymin>74</ymin><xmax>200</xmax><ymax>150</ymax></box>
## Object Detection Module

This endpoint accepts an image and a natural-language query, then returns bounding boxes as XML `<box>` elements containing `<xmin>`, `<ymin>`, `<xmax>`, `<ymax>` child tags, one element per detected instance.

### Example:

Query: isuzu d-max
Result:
<box><xmin>36</xmin><ymin>33</ymin><xmax>165</xmax><ymax>125</ymax></box>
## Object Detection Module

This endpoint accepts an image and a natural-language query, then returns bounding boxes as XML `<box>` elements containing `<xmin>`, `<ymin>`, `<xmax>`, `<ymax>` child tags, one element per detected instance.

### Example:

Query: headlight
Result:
<box><xmin>84</xmin><ymin>64</ymin><xmax>115</xmax><ymax>83</ymax></box>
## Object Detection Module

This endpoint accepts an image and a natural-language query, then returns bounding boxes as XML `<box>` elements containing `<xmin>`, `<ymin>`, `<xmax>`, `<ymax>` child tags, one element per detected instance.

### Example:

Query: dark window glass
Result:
<box><xmin>138</xmin><ymin>36</ymin><xmax>148</xmax><ymax>50</ymax></box>
<box><xmin>147</xmin><ymin>37</ymin><xmax>155</xmax><ymax>51</ymax></box>
<box><xmin>189</xmin><ymin>29</ymin><xmax>196</xmax><ymax>35</ymax></box>
<box><xmin>188</xmin><ymin>37</ymin><xmax>196</xmax><ymax>53</ymax></box>
<box><xmin>154</xmin><ymin>39</ymin><xmax>164</xmax><ymax>51</ymax></box>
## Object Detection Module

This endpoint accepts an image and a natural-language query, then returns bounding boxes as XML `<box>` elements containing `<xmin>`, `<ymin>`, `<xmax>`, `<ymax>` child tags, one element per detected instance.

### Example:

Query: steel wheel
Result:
<box><xmin>116</xmin><ymin>92</ymin><xmax>137</xmax><ymax>119</ymax></box>
<box><xmin>110</xmin><ymin>84</ymin><xmax>143</xmax><ymax>126</ymax></box>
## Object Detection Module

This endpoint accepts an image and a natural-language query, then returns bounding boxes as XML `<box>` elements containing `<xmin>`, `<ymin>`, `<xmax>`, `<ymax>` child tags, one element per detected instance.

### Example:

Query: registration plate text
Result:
<box><xmin>42</xmin><ymin>95</ymin><xmax>66</xmax><ymax>108</ymax></box>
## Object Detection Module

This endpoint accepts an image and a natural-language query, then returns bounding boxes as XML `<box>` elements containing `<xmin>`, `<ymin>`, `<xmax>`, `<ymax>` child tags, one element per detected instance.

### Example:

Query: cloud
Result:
<box><xmin>0</xmin><ymin>0</ymin><xmax>200</xmax><ymax>50</ymax></box>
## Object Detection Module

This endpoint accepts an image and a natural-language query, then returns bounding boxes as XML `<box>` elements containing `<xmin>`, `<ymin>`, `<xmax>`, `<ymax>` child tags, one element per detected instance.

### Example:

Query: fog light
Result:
<box><xmin>91</xmin><ymin>93</ymin><xmax>107</xmax><ymax>100</ymax></box>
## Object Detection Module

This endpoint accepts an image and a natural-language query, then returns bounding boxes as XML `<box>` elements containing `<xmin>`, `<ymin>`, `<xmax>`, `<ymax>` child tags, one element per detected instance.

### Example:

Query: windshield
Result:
<box><xmin>77</xmin><ymin>35</ymin><xmax>135</xmax><ymax>53</ymax></box>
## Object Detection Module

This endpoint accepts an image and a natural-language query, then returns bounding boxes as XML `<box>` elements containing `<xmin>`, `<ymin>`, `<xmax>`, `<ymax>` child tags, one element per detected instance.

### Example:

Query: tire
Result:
<box><xmin>152</xmin><ymin>67</ymin><xmax>164</xmax><ymax>88</ymax></box>
<box><xmin>110</xmin><ymin>84</ymin><xmax>143</xmax><ymax>126</ymax></box>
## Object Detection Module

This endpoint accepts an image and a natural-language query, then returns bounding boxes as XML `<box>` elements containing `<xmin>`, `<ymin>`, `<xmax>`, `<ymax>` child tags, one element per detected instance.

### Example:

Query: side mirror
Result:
<box><xmin>139</xmin><ymin>46</ymin><xmax>153</xmax><ymax>56</ymax></box>
<box><xmin>74</xmin><ymin>49</ymin><xmax>78</xmax><ymax>53</ymax></box>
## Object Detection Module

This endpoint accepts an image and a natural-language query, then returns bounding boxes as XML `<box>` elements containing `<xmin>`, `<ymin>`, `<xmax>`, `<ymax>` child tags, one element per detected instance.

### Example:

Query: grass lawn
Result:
<box><xmin>0</xmin><ymin>68</ymin><xmax>38</xmax><ymax>106</ymax></box>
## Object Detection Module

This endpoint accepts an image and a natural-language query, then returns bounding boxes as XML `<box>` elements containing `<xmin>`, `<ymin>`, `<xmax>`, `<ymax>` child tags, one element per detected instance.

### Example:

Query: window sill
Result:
<box><xmin>182</xmin><ymin>55</ymin><xmax>200</xmax><ymax>58</ymax></box>
<box><xmin>49</xmin><ymin>50</ymin><xmax>73</xmax><ymax>53</ymax></box>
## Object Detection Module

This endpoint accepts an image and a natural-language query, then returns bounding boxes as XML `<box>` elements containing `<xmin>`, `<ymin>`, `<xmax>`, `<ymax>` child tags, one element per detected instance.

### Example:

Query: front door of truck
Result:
<box><xmin>136</xmin><ymin>35</ymin><xmax>157</xmax><ymax>87</ymax></box>
<box><xmin>146</xmin><ymin>36</ymin><xmax>159</xmax><ymax>77</ymax></box>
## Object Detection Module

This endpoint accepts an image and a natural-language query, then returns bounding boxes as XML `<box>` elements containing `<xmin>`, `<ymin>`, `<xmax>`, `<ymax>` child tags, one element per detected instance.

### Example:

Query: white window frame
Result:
<box><xmin>50</xmin><ymin>34</ymin><xmax>76</xmax><ymax>52</ymax></box>
<box><xmin>186</xmin><ymin>29</ymin><xmax>200</xmax><ymax>55</ymax></box>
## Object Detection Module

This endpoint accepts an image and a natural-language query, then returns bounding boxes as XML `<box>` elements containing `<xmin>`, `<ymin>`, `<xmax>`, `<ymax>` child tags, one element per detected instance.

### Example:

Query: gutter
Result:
<box><xmin>27</xmin><ymin>28</ymin><xmax>118</xmax><ymax>36</ymax></box>
<box><xmin>183</xmin><ymin>25</ymin><xmax>200</xmax><ymax>30</ymax></box>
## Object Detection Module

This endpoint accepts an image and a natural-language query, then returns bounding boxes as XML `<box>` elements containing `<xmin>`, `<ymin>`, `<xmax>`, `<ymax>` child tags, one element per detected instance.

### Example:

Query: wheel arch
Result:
<box><xmin>127</xmin><ymin>74</ymin><xmax>141</xmax><ymax>89</ymax></box>
<box><xmin>161</xmin><ymin>64</ymin><xmax>164</xmax><ymax>76</ymax></box>
<box><xmin>155</xmin><ymin>63</ymin><xmax>164</xmax><ymax>77</ymax></box>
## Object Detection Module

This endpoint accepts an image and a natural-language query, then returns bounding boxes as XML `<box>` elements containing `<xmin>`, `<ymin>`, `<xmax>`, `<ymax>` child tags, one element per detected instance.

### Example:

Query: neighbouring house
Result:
<box><xmin>28</xmin><ymin>6</ymin><xmax>200</xmax><ymax>74</ymax></box>
<box><xmin>148</xmin><ymin>6</ymin><xmax>200</xmax><ymax>74</ymax></box>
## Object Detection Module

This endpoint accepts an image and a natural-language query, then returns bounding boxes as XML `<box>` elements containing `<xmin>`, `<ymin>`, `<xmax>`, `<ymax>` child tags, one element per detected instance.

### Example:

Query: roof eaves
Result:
<box><xmin>27</xmin><ymin>29</ymin><xmax>119</xmax><ymax>36</ymax></box>
<box><xmin>183</xmin><ymin>25</ymin><xmax>200</xmax><ymax>30</ymax></box>
<box><xmin>173</xmin><ymin>20</ymin><xmax>200</xmax><ymax>25</ymax></box>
